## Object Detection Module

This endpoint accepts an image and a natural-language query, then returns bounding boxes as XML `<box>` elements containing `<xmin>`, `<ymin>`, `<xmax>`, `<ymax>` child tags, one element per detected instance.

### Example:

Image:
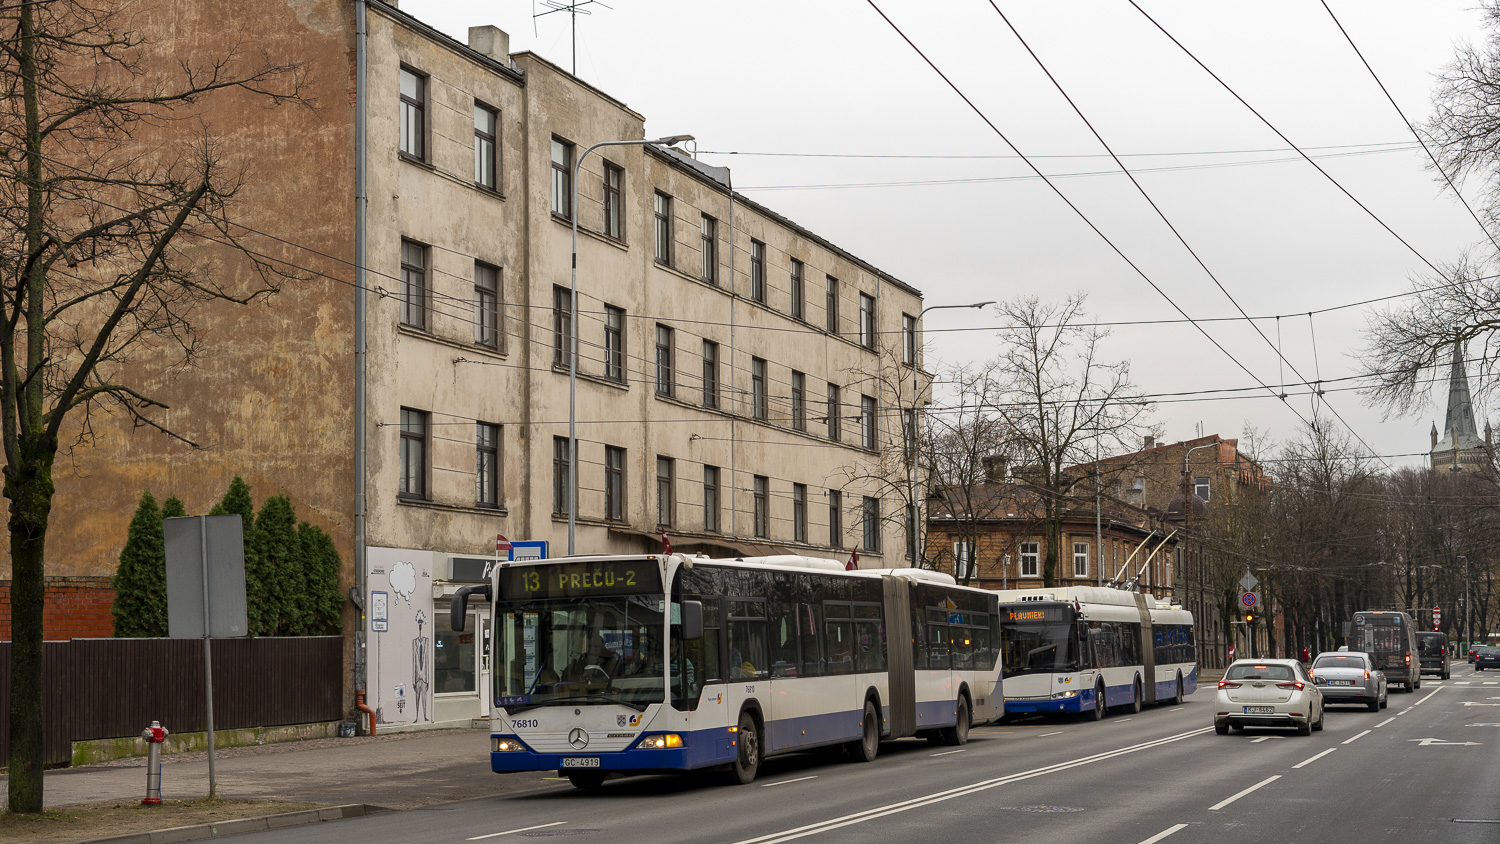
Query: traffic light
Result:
<box><xmin>1245</xmin><ymin>612</ymin><xmax>1257</xmax><ymax>625</ymax></box>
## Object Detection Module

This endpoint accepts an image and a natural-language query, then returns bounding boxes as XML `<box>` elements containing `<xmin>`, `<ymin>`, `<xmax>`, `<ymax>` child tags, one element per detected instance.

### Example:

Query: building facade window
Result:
<box><xmin>400</xmin><ymin>240</ymin><xmax>427</xmax><ymax>330</ymax></box>
<box><xmin>826</xmin><ymin>275</ymin><xmax>839</xmax><ymax>334</ymax></box>
<box><xmin>604</xmin><ymin>305</ymin><xmax>625</xmax><ymax>382</ymax></box>
<box><xmin>399</xmin><ymin>67</ymin><xmax>425</xmax><ymax>161</ymax></box>
<box><xmin>654</xmin><ymin>192</ymin><xmax>672</xmax><ymax>265</ymax></box>
<box><xmin>902</xmin><ymin>313</ymin><xmax>917</xmax><ymax>366</ymax></box>
<box><xmin>793</xmin><ymin>484</ymin><xmax>807</xmax><ymax>543</ymax></box>
<box><xmin>657</xmin><ymin>456</ymin><xmax>675</xmax><ymax>528</ymax></box>
<box><xmin>790</xmin><ymin>258</ymin><xmax>804</xmax><ymax>321</ymax></box>
<box><xmin>1020</xmin><ymin>541</ymin><xmax>1040</xmax><ymax>578</ymax></box>
<box><xmin>604</xmin><ymin>446</ymin><xmax>626</xmax><ymax>522</ymax></box>
<box><xmin>750</xmin><ymin>239</ymin><xmax>766</xmax><ymax>303</ymax></box>
<box><xmin>954</xmin><ymin>540</ymin><xmax>975</xmax><ymax>580</ymax></box>
<box><xmin>399</xmin><ymin>408</ymin><xmax>428</xmax><ymax>500</ymax></box>
<box><xmin>474</xmin><ymin>103</ymin><xmax>497</xmax><ymax>189</ymax></box>
<box><xmin>828</xmin><ymin>489</ymin><xmax>843</xmax><ymax>548</ymax></box>
<box><xmin>703</xmin><ymin>466</ymin><xmax>720</xmax><ymax>533</ymax></box>
<box><xmin>859</xmin><ymin>292</ymin><xmax>876</xmax><ymax>350</ymax></box>
<box><xmin>1073</xmin><ymin>541</ymin><xmax>1089</xmax><ymax>578</ymax></box>
<box><xmin>827</xmin><ymin>383</ymin><xmax>841</xmax><ymax>441</ymax></box>
<box><xmin>903</xmin><ymin>408</ymin><xmax>916</xmax><ymax>458</ymax></box>
<box><xmin>861</xmin><ymin>395</ymin><xmax>876</xmax><ymax>450</ymax></box>
<box><xmin>702</xmin><ymin>340</ymin><xmax>719</xmax><ymax>409</ymax></box>
<box><xmin>553</xmin><ymin>437</ymin><xmax>572</xmax><ymax>516</ymax></box>
<box><xmin>552</xmin><ymin>286</ymin><xmax>572</xmax><ymax>368</ymax></box>
<box><xmin>603</xmin><ymin>162</ymin><xmax>624</xmax><ymax>240</ymax></box>
<box><xmin>655</xmin><ymin>324</ymin><xmax>674</xmax><ymax>396</ymax></box>
<box><xmin>700</xmin><ymin>214</ymin><xmax>717</xmax><ymax>284</ymax></box>
<box><xmin>753</xmin><ymin>475</ymin><xmax>769</xmax><ymax>538</ymax></box>
<box><xmin>862</xmin><ymin>496</ymin><xmax>881</xmax><ymax>552</ymax></box>
<box><xmin>550</xmin><ymin>137</ymin><xmax>572</xmax><ymax>219</ymax></box>
<box><xmin>476</xmin><ymin>422</ymin><xmax>500</xmax><ymax>507</ymax></box>
<box><xmin>751</xmin><ymin>357</ymin><xmax>767</xmax><ymax>420</ymax></box>
<box><xmin>791</xmin><ymin>371</ymin><xmax>806</xmax><ymax>431</ymax></box>
<box><xmin>474</xmin><ymin>262</ymin><xmax>499</xmax><ymax>348</ymax></box>
<box><xmin>1194</xmin><ymin>477</ymin><xmax>1210</xmax><ymax>501</ymax></box>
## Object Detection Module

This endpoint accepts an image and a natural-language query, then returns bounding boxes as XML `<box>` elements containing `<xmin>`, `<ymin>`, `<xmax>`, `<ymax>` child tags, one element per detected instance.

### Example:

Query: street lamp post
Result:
<box><xmin>1460</xmin><ymin>555</ymin><xmax>1470</xmax><ymax>653</ymax></box>
<box><xmin>568</xmin><ymin>134</ymin><xmax>693</xmax><ymax>555</ymax></box>
<box><xmin>909</xmin><ymin>301</ymin><xmax>992</xmax><ymax>570</ymax></box>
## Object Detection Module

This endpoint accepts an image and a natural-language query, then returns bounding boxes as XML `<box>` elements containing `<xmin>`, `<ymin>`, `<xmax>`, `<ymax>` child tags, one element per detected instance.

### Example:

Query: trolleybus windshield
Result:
<box><xmin>1001</xmin><ymin>604</ymin><xmax>1079</xmax><ymax>677</ymax></box>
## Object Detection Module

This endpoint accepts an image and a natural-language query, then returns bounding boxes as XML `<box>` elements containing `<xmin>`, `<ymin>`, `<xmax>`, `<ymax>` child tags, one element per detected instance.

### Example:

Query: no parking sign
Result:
<box><xmin>1240</xmin><ymin>591</ymin><xmax>1259</xmax><ymax>609</ymax></box>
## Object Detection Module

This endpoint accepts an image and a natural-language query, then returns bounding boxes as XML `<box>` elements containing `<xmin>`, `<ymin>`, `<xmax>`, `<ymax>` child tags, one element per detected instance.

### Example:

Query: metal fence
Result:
<box><xmin>0</xmin><ymin>637</ymin><xmax>344</xmax><ymax>766</ymax></box>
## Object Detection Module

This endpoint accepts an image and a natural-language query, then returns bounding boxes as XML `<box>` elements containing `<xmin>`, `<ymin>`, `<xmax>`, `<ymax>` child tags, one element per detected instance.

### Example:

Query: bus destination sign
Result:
<box><xmin>499</xmin><ymin>560</ymin><xmax>662</xmax><ymax>600</ymax></box>
<box><xmin>1004</xmin><ymin>604</ymin><xmax>1071</xmax><ymax>624</ymax></box>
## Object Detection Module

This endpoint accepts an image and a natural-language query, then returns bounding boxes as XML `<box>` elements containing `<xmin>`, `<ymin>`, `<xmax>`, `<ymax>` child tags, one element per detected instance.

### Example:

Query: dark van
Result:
<box><xmin>1416</xmin><ymin>631</ymin><xmax>1450</xmax><ymax>680</ymax></box>
<box><xmin>1352</xmin><ymin>611</ymin><xmax>1420</xmax><ymax>691</ymax></box>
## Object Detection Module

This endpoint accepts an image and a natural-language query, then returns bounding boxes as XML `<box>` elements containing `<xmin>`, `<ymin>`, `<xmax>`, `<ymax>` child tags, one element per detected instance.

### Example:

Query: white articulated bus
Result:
<box><xmin>993</xmin><ymin>586</ymin><xmax>1196</xmax><ymax>719</ymax></box>
<box><xmin>451</xmin><ymin>553</ymin><xmax>1003</xmax><ymax>788</ymax></box>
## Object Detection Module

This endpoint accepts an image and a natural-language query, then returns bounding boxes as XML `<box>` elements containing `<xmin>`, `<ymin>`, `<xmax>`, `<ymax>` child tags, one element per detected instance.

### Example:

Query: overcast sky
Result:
<box><xmin>405</xmin><ymin>0</ymin><xmax>1494</xmax><ymax>470</ymax></box>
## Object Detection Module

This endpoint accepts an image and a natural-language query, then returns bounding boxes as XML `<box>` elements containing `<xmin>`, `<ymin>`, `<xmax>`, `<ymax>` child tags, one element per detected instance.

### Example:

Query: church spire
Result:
<box><xmin>1443</xmin><ymin>342</ymin><xmax>1482</xmax><ymax>449</ymax></box>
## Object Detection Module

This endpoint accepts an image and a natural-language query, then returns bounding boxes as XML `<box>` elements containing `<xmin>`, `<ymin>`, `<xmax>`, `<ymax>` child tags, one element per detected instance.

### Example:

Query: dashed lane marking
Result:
<box><xmin>1342</xmin><ymin>729</ymin><xmax>1372</xmax><ymax>745</ymax></box>
<box><xmin>1208</xmin><ymin>775</ymin><xmax>1281</xmax><ymax>811</ymax></box>
<box><xmin>1375</xmin><ymin>717</ymin><xmax>1395</xmax><ymax>728</ymax></box>
<box><xmin>1292</xmin><ymin>748</ymin><xmax>1336</xmax><ymax>769</ymax></box>
<box><xmin>468</xmin><ymin>822</ymin><xmax>567</xmax><ymax>840</ymax></box>
<box><xmin>763</xmin><ymin>776</ymin><xmax>819</xmax><ymax>787</ymax></box>
<box><xmin>1137</xmin><ymin>823</ymin><xmax>1189</xmax><ymax>844</ymax></box>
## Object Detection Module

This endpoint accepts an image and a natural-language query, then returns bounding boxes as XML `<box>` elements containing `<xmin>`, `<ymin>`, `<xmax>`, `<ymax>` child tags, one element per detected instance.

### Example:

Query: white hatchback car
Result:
<box><xmin>1215</xmin><ymin>658</ymin><xmax>1324</xmax><ymax>736</ymax></box>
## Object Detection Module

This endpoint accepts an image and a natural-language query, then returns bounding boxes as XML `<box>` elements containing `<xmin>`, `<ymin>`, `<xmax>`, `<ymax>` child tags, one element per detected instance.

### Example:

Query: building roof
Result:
<box><xmin>1433</xmin><ymin>343</ymin><xmax>1484</xmax><ymax>455</ymax></box>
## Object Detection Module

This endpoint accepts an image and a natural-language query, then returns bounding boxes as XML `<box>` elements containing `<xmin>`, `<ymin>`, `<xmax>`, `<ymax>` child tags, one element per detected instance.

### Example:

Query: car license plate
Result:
<box><xmin>561</xmin><ymin>757</ymin><xmax>600</xmax><ymax>768</ymax></box>
<box><xmin>1330</xmin><ymin>680</ymin><xmax>1354</xmax><ymax>686</ymax></box>
<box><xmin>1243</xmin><ymin>706</ymin><xmax>1274</xmax><ymax>715</ymax></box>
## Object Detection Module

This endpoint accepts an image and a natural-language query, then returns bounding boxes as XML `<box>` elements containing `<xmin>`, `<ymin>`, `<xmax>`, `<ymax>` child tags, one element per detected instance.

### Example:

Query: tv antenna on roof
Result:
<box><xmin>535</xmin><ymin>0</ymin><xmax>612</xmax><ymax>76</ymax></box>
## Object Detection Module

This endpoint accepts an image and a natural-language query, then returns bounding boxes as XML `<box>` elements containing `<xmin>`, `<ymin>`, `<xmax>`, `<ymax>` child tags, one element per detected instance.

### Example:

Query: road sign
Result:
<box><xmin>508</xmin><ymin>540</ymin><xmax>548</xmax><ymax>562</ymax></box>
<box><xmin>1240</xmin><ymin>591</ymin><xmax>1259</xmax><ymax>609</ymax></box>
<box><xmin>1239</xmin><ymin>572</ymin><xmax>1259</xmax><ymax>592</ymax></box>
<box><xmin>1434</xmin><ymin>606</ymin><xmax>1442</xmax><ymax>623</ymax></box>
<box><xmin>165</xmin><ymin>515</ymin><xmax>247</xmax><ymax>638</ymax></box>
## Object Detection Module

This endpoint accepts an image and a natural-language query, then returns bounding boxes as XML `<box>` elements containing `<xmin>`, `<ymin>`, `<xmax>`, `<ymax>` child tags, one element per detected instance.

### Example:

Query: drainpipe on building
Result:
<box><xmin>727</xmin><ymin>170</ymin><xmax>737</xmax><ymax>538</ymax></box>
<box><xmin>353</xmin><ymin>0</ymin><xmax>371</xmax><ymax>736</ymax></box>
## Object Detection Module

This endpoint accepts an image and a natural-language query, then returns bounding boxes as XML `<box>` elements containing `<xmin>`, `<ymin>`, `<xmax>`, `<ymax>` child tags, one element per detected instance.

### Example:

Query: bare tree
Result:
<box><xmin>921</xmin><ymin>363</ymin><xmax>1011</xmax><ymax>581</ymax></box>
<box><xmin>983</xmin><ymin>294</ymin><xmax>1154</xmax><ymax>587</ymax></box>
<box><xmin>1</xmin><ymin>0</ymin><xmax>307</xmax><ymax>812</ymax></box>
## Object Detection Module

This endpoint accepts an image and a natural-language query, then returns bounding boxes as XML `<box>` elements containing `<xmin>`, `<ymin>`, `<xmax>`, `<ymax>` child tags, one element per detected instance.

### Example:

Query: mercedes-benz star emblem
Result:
<box><xmin>568</xmin><ymin>728</ymin><xmax>590</xmax><ymax>749</ymax></box>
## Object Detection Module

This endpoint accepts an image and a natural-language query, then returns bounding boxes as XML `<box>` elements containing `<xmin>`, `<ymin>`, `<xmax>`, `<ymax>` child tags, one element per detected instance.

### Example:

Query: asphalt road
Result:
<box><xmin>220</xmin><ymin>663</ymin><xmax>1500</xmax><ymax>844</ymax></box>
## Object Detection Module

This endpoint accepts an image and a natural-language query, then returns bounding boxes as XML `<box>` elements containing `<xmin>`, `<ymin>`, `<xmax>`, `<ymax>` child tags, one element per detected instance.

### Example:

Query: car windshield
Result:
<box><xmin>1225</xmin><ymin>663</ymin><xmax>1296</xmax><ymax>681</ymax></box>
<box><xmin>1313</xmin><ymin>654</ymin><xmax>1366</xmax><ymax>669</ymax></box>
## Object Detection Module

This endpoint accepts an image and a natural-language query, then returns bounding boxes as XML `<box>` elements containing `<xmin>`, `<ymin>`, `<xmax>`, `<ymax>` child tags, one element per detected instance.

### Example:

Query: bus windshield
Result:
<box><xmin>497</xmin><ymin>594</ymin><xmax>671</xmax><ymax>711</ymax></box>
<box><xmin>1002</xmin><ymin>617</ymin><xmax>1078</xmax><ymax>677</ymax></box>
<box><xmin>1355</xmin><ymin>614</ymin><xmax>1409</xmax><ymax>655</ymax></box>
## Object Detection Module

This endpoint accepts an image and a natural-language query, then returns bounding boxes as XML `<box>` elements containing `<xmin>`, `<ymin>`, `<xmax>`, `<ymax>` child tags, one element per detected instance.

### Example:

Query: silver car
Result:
<box><xmin>1215</xmin><ymin>658</ymin><xmax>1324</xmax><ymax>736</ymax></box>
<box><xmin>1310</xmin><ymin>651</ymin><xmax>1387</xmax><ymax>711</ymax></box>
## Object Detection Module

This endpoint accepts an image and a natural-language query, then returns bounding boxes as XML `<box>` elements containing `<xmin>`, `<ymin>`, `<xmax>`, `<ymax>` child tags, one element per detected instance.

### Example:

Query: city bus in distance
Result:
<box><xmin>1350</xmin><ymin>610</ymin><xmax>1420</xmax><ymax>691</ymax></box>
<box><xmin>451</xmin><ymin>554</ymin><xmax>1003</xmax><ymax>788</ymax></box>
<box><xmin>993</xmin><ymin>585</ymin><xmax>1196</xmax><ymax>719</ymax></box>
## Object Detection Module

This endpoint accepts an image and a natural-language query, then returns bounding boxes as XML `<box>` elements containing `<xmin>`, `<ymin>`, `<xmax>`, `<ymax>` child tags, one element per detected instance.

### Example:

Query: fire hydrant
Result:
<box><xmin>141</xmin><ymin>721</ymin><xmax>169</xmax><ymax>805</ymax></box>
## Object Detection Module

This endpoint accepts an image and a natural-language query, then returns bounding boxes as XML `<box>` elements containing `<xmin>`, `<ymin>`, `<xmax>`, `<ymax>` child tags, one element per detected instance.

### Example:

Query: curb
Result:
<box><xmin>81</xmin><ymin>804</ymin><xmax>390</xmax><ymax>844</ymax></box>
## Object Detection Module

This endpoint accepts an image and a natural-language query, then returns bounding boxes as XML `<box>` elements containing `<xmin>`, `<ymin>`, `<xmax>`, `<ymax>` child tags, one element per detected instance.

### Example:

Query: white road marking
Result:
<box><xmin>1137</xmin><ymin>823</ymin><xmax>1189</xmax><ymax>844</ymax></box>
<box><xmin>468</xmin><ymin>822</ymin><xmax>567</xmax><ymax>840</ymax></box>
<box><xmin>1342</xmin><ymin>729</ymin><xmax>1372</xmax><ymax>745</ymax></box>
<box><xmin>1485</xmin><ymin>681</ymin><xmax>1499</xmax><ymax>686</ymax></box>
<box><xmin>1399</xmin><ymin>708</ymin><xmax>1413</xmax><ymax>715</ymax></box>
<box><xmin>1292</xmin><ymin>748</ymin><xmax>1336</xmax><ymax>769</ymax></box>
<box><xmin>1455</xmin><ymin>681</ymin><xmax>1472</xmax><ymax>685</ymax></box>
<box><xmin>1207</xmin><ymin>775</ymin><xmax>1281</xmax><ymax>811</ymax></box>
<box><xmin>1250</xmin><ymin>736</ymin><xmax>1286</xmax><ymax>743</ymax></box>
<box><xmin>1169</xmin><ymin>707</ymin><xmax>1184</xmax><ymax>712</ymax></box>
<box><xmin>1038</xmin><ymin>731</ymin><xmax>1064</xmax><ymax>737</ymax></box>
<box><xmin>731</xmin><ymin>727</ymin><xmax>1213</xmax><ymax>844</ymax></box>
<box><xmin>929</xmin><ymin>749</ymin><xmax>967</xmax><ymax>757</ymax></box>
<box><xmin>763</xmin><ymin>776</ymin><xmax>819</xmax><ymax>786</ymax></box>
<box><xmin>1117</xmin><ymin>717</ymin><xmax>1134</xmax><ymax>722</ymax></box>
<box><xmin>1414</xmin><ymin>687</ymin><xmax>1443</xmax><ymax>706</ymax></box>
<box><xmin>1374</xmin><ymin>717</ymin><xmax>1395</xmax><ymax>728</ymax></box>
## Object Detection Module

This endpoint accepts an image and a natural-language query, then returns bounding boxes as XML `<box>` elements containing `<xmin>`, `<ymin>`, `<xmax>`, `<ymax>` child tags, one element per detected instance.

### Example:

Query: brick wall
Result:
<box><xmin>0</xmin><ymin>576</ymin><xmax>116</xmax><ymax>640</ymax></box>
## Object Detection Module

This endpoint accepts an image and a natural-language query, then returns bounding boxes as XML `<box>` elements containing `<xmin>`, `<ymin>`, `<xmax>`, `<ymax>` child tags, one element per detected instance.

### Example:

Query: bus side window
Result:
<box><xmin>854</xmin><ymin>603</ymin><xmax>885</xmax><ymax>672</ymax></box>
<box><xmin>798</xmin><ymin>602</ymin><xmax>825</xmax><ymax>677</ymax></box>
<box><xmin>826</xmin><ymin>602</ymin><xmax>854</xmax><ymax>674</ymax></box>
<box><xmin>728</xmin><ymin>600</ymin><xmax>769</xmax><ymax>680</ymax></box>
<box><xmin>698</xmin><ymin>596</ymin><xmax>724</xmax><ymax>684</ymax></box>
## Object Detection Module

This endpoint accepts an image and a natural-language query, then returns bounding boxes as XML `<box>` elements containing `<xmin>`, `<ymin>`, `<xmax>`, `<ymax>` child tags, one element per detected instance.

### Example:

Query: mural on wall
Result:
<box><xmin>367</xmin><ymin>547</ymin><xmax>434</xmax><ymax>726</ymax></box>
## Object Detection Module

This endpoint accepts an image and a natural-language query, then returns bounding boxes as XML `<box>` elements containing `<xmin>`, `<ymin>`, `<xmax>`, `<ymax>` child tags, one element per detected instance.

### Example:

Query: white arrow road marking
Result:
<box><xmin>1408</xmin><ymin>737</ymin><xmax>1482</xmax><ymax>746</ymax></box>
<box><xmin>1462</xmin><ymin>702</ymin><xmax>1500</xmax><ymax>706</ymax></box>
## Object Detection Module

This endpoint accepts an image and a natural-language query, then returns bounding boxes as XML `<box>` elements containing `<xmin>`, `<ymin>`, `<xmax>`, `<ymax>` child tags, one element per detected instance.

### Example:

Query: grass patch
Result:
<box><xmin>0</xmin><ymin>797</ymin><xmax>324</xmax><ymax>843</ymax></box>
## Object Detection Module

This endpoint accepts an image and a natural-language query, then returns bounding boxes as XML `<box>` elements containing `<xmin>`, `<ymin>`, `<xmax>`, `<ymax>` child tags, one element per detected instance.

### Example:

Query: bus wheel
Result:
<box><xmin>847</xmin><ymin>700</ymin><xmax>880</xmax><ymax>762</ymax></box>
<box><xmin>566</xmin><ymin>771</ymin><xmax>606</xmax><ymax>790</ymax></box>
<box><xmin>730</xmin><ymin>711</ymin><xmax>761</xmax><ymax>784</ymax></box>
<box><xmin>1173</xmin><ymin>674</ymin><xmax>1184</xmax><ymax>705</ymax></box>
<box><xmin>942</xmin><ymin>697</ymin><xmax>971</xmax><ymax>746</ymax></box>
<box><xmin>1090</xmin><ymin>682</ymin><xmax>1107</xmax><ymax>720</ymax></box>
<box><xmin>1127</xmin><ymin>680</ymin><xmax>1142</xmax><ymax>714</ymax></box>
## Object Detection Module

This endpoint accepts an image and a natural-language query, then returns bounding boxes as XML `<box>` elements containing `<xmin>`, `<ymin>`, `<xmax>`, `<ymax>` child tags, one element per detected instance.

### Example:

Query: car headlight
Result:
<box><xmin>637</xmin><ymin>733</ymin><xmax>684</xmax><ymax>749</ymax></box>
<box><xmin>493</xmin><ymin>737</ymin><xmax>528</xmax><ymax>752</ymax></box>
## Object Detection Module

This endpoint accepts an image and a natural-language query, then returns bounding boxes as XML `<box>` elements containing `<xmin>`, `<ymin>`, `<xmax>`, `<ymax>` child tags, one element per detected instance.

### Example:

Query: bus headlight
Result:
<box><xmin>1051</xmin><ymin>690</ymin><xmax>1079</xmax><ymax>699</ymax></box>
<box><xmin>638</xmin><ymin>734</ymin><xmax>684</xmax><ymax>749</ymax></box>
<box><xmin>493</xmin><ymin>737</ymin><xmax>528</xmax><ymax>752</ymax></box>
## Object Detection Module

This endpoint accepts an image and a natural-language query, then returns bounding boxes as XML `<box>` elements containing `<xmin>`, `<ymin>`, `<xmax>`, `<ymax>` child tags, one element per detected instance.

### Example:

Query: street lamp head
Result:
<box><xmin>652</xmin><ymin>134</ymin><xmax>695</xmax><ymax>146</ymax></box>
<box><xmin>972</xmin><ymin>301</ymin><xmax>996</xmax><ymax>308</ymax></box>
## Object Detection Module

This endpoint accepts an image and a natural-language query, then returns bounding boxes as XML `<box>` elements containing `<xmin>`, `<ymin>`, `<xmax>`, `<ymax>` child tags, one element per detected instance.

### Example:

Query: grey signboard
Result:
<box><xmin>165</xmin><ymin>515</ymin><xmax>248</xmax><ymax>638</ymax></box>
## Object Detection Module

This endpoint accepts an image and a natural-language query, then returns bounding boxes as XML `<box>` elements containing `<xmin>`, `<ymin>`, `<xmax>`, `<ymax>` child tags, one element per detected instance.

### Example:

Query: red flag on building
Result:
<box><xmin>846</xmin><ymin>548</ymin><xmax>859</xmax><ymax>571</ymax></box>
<box><xmin>495</xmin><ymin>534</ymin><xmax>512</xmax><ymax>553</ymax></box>
<box><xmin>661</xmin><ymin>530</ymin><xmax>673</xmax><ymax>556</ymax></box>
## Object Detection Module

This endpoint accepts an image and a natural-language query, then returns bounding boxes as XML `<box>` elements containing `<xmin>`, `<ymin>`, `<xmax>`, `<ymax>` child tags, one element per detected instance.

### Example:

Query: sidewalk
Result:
<box><xmin>7</xmin><ymin>726</ymin><xmax>548</xmax><ymax>813</ymax></box>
